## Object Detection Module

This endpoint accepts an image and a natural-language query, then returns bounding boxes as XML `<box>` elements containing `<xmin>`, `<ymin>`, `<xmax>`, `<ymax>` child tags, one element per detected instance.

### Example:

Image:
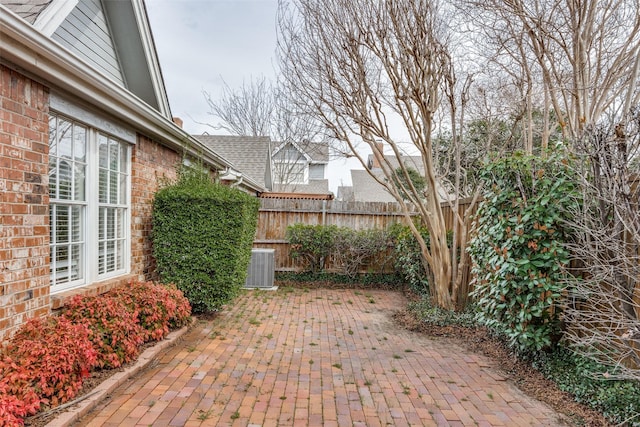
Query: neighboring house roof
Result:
<box><xmin>350</xmin><ymin>169</ymin><xmax>396</xmax><ymax>203</ymax></box>
<box><xmin>272</xmin><ymin>140</ymin><xmax>329</xmax><ymax>164</ymax></box>
<box><xmin>336</xmin><ymin>185</ymin><xmax>354</xmax><ymax>202</ymax></box>
<box><xmin>352</xmin><ymin>153</ymin><xmax>451</xmax><ymax>203</ymax></box>
<box><xmin>1</xmin><ymin>0</ymin><xmax>264</xmax><ymax>193</ymax></box>
<box><xmin>273</xmin><ymin>179</ymin><xmax>330</xmax><ymax>194</ymax></box>
<box><xmin>368</xmin><ymin>153</ymin><xmax>424</xmax><ymax>174</ymax></box>
<box><xmin>197</xmin><ymin>136</ymin><xmax>331</xmax><ymax>195</ymax></box>
<box><xmin>194</xmin><ymin>135</ymin><xmax>272</xmax><ymax>190</ymax></box>
<box><xmin>305</xmin><ymin>141</ymin><xmax>329</xmax><ymax>163</ymax></box>
<box><xmin>2</xmin><ymin>0</ymin><xmax>50</xmax><ymax>24</ymax></box>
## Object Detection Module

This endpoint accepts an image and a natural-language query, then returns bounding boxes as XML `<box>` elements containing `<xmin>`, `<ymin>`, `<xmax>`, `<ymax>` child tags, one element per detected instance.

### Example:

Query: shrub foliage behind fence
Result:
<box><xmin>254</xmin><ymin>198</ymin><xmax>476</xmax><ymax>283</ymax></box>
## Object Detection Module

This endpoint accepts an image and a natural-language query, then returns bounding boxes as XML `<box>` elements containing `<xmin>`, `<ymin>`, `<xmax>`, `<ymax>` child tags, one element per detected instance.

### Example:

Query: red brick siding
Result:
<box><xmin>0</xmin><ymin>65</ymin><xmax>210</xmax><ymax>340</ymax></box>
<box><xmin>0</xmin><ymin>65</ymin><xmax>51</xmax><ymax>340</ymax></box>
<box><xmin>130</xmin><ymin>135</ymin><xmax>179</xmax><ymax>281</ymax></box>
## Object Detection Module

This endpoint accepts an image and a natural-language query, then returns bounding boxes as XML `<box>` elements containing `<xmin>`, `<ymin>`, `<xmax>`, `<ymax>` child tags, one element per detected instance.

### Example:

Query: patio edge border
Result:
<box><xmin>44</xmin><ymin>318</ymin><xmax>195</xmax><ymax>427</ymax></box>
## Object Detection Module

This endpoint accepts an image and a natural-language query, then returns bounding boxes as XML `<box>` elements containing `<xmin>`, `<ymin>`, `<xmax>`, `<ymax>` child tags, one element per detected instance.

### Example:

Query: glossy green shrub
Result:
<box><xmin>152</xmin><ymin>165</ymin><xmax>259</xmax><ymax>312</ymax></box>
<box><xmin>532</xmin><ymin>347</ymin><xmax>640</xmax><ymax>426</ymax></box>
<box><xmin>469</xmin><ymin>151</ymin><xmax>579</xmax><ymax>351</ymax></box>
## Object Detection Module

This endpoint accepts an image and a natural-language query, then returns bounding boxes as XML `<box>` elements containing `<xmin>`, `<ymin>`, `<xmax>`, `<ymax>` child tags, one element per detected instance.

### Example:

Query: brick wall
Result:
<box><xmin>0</xmin><ymin>65</ymin><xmax>217</xmax><ymax>340</ymax></box>
<box><xmin>49</xmin><ymin>137</ymin><xmax>182</xmax><ymax>310</ymax></box>
<box><xmin>0</xmin><ymin>65</ymin><xmax>51</xmax><ymax>340</ymax></box>
<box><xmin>130</xmin><ymin>135</ymin><xmax>179</xmax><ymax>281</ymax></box>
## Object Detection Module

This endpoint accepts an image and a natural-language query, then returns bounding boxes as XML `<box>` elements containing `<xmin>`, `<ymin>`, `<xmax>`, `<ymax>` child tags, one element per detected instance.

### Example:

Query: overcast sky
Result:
<box><xmin>145</xmin><ymin>0</ymin><xmax>360</xmax><ymax>193</ymax></box>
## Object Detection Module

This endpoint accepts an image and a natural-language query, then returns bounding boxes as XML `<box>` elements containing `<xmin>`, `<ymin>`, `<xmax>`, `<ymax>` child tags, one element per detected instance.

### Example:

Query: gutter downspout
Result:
<box><xmin>231</xmin><ymin>175</ymin><xmax>244</xmax><ymax>188</ymax></box>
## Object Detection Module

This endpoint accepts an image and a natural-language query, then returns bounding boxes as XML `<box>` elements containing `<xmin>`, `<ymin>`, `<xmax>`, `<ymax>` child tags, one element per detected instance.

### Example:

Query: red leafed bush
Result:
<box><xmin>0</xmin><ymin>368</ymin><xmax>41</xmax><ymax>427</ymax></box>
<box><xmin>162</xmin><ymin>283</ymin><xmax>192</xmax><ymax>328</ymax></box>
<box><xmin>0</xmin><ymin>281</ymin><xmax>191</xmax><ymax>425</ymax></box>
<box><xmin>111</xmin><ymin>281</ymin><xmax>191</xmax><ymax>342</ymax></box>
<box><xmin>62</xmin><ymin>295</ymin><xmax>144</xmax><ymax>369</ymax></box>
<box><xmin>0</xmin><ymin>317</ymin><xmax>96</xmax><ymax>426</ymax></box>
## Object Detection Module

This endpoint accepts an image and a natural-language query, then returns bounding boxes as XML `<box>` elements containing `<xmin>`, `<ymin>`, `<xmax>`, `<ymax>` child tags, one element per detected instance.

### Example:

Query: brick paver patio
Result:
<box><xmin>77</xmin><ymin>288</ymin><xmax>567</xmax><ymax>426</ymax></box>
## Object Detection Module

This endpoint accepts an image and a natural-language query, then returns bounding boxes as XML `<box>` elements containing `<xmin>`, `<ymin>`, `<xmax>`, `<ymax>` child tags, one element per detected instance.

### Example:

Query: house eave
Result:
<box><xmin>0</xmin><ymin>5</ymin><xmax>264</xmax><ymax>194</ymax></box>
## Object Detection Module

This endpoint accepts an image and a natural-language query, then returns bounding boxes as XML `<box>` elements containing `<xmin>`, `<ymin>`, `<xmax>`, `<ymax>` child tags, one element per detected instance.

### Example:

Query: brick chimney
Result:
<box><xmin>371</xmin><ymin>141</ymin><xmax>384</xmax><ymax>169</ymax></box>
<box><xmin>172</xmin><ymin>117</ymin><xmax>183</xmax><ymax>128</ymax></box>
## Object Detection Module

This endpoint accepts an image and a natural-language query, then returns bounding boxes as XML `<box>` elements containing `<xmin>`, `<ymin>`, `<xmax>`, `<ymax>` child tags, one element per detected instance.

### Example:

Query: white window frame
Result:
<box><xmin>273</xmin><ymin>143</ymin><xmax>309</xmax><ymax>185</ymax></box>
<box><xmin>274</xmin><ymin>159</ymin><xmax>308</xmax><ymax>185</ymax></box>
<box><xmin>49</xmin><ymin>98</ymin><xmax>132</xmax><ymax>294</ymax></box>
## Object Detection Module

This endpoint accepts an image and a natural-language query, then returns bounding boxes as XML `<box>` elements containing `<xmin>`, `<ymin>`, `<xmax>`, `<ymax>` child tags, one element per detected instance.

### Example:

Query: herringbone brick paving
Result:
<box><xmin>78</xmin><ymin>288</ymin><xmax>567</xmax><ymax>426</ymax></box>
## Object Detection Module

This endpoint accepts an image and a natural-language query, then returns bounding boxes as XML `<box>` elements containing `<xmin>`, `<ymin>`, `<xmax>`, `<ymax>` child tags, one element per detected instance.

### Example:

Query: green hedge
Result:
<box><xmin>389</xmin><ymin>223</ymin><xmax>431</xmax><ymax>296</ymax></box>
<box><xmin>152</xmin><ymin>168</ymin><xmax>259</xmax><ymax>312</ymax></box>
<box><xmin>286</xmin><ymin>224</ymin><xmax>394</xmax><ymax>276</ymax></box>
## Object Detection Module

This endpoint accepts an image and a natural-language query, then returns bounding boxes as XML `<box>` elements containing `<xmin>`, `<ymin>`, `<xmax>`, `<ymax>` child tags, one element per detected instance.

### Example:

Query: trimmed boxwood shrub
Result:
<box><xmin>152</xmin><ymin>165</ymin><xmax>259</xmax><ymax>313</ymax></box>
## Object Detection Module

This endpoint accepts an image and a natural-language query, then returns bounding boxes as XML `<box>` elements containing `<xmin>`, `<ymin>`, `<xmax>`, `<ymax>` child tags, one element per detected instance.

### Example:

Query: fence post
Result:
<box><xmin>322</xmin><ymin>200</ymin><xmax>327</xmax><ymax>226</ymax></box>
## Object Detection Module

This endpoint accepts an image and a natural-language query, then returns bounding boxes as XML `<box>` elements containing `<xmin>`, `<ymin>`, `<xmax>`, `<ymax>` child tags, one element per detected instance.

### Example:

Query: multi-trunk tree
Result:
<box><xmin>277</xmin><ymin>0</ymin><xmax>481</xmax><ymax>309</ymax></box>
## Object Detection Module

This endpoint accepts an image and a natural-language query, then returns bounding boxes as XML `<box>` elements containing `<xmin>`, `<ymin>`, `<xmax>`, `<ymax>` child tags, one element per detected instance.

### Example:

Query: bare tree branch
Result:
<box><xmin>277</xmin><ymin>0</ymin><xmax>480</xmax><ymax>309</ymax></box>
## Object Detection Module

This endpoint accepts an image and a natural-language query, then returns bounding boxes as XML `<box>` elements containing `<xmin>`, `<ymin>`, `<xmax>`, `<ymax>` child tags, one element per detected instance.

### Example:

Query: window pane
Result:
<box><xmin>106</xmin><ymin>241</ymin><xmax>115</xmax><ymax>271</ymax></box>
<box><xmin>116</xmin><ymin>209</ymin><xmax>125</xmax><ymax>238</ymax></box>
<box><xmin>109</xmin><ymin>172</ymin><xmax>118</xmax><ymax>203</ymax></box>
<box><xmin>98</xmin><ymin>242</ymin><xmax>105</xmax><ymax>274</ymax></box>
<box><xmin>74</xmin><ymin>163</ymin><xmax>85</xmax><ymax>201</ymax></box>
<box><xmin>74</xmin><ymin>125</ymin><xmax>86</xmax><ymax>162</ymax></box>
<box><xmin>70</xmin><ymin>244</ymin><xmax>82</xmax><ymax>281</ymax></box>
<box><xmin>71</xmin><ymin>206</ymin><xmax>82</xmax><ymax>242</ymax></box>
<box><xmin>106</xmin><ymin>208</ymin><xmax>115</xmax><ymax>239</ymax></box>
<box><xmin>119</xmin><ymin>145</ymin><xmax>127</xmax><ymax>173</ymax></box>
<box><xmin>99</xmin><ymin>169</ymin><xmax>108</xmax><ymax>203</ymax></box>
<box><xmin>56</xmin><ymin>245</ymin><xmax>69</xmax><ymax>269</ymax></box>
<box><xmin>98</xmin><ymin>134</ymin><xmax>109</xmax><ymax>168</ymax></box>
<box><xmin>116</xmin><ymin>239</ymin><xmax>124</xmax><ymax>270</ymax></box>
<box><xmin>99</xmin><ymin>208</ymin><xmax>105</xmax><ymax>240</ymax></box>
<box><xmin>56</xmin><ymin>206</ymin><xmax>69</xmax><ymax>243</ymax></box>
<box><xmin>58</xmin><ymin>161</ymin><xmax>72</xmax><ymax>200</ymax></box>
<box><xmin>109</xmin><ymin>139</ymin><xmax>119</xmax><ymax>171</ymax></box>
<box><xmin>59</xmin><ymin>119</ymin><xmax>72</xmax><ymax>159</ymax></box>
<box><xmin>49</xmin><ymin>205</ymin><xmax>56</xmax><ymax>244</ymax></box>
<box><xmin>119</xmin><ymin>173</ymin><xmax>127</xmax><ymax>204</ymax></box>
<box><xmin>49</xmin><ymin>158</ymin><xmax>57</xmax><ymax>197</ymax></box>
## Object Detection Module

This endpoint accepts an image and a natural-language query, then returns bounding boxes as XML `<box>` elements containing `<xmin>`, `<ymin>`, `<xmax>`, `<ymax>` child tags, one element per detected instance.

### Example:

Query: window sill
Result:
<box><xmin>51</xmin><ymin>273</ymin><xmax>138</xmax><ymax>310</ymax></box>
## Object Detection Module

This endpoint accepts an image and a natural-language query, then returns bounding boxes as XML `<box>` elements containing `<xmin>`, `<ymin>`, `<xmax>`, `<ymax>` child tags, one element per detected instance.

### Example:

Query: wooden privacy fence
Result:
<box><xmin>253</xmin><ymin>198</ymin><xmax>477</xmax><ymax>281</ymax></box>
